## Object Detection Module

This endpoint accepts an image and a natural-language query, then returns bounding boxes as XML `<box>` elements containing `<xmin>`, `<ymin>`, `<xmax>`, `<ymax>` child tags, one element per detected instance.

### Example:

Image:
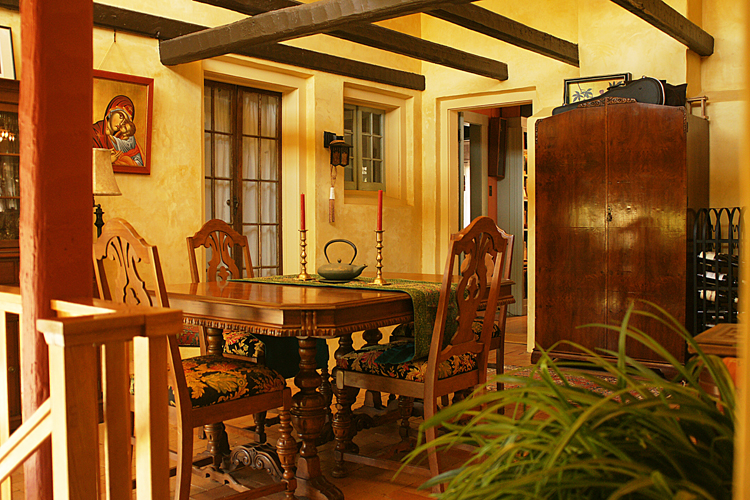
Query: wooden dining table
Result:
<box><xmin>166</xmin><ymin>273</ymin><xmax>514</xmax><ymax>500</ymax></box>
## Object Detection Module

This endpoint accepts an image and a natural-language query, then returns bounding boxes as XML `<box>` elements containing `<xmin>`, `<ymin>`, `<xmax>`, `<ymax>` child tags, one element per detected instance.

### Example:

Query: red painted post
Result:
<box><xmin>19</xmin><ymin>1</ymin><xmax>93</xmax><ymax>497</ymax></box>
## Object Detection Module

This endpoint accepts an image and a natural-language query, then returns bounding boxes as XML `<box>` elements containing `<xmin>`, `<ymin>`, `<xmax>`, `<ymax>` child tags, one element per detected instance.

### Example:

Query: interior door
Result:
<box><xmin>459</xmin><ymin>111</ymin><xmax>489</xmax><ymax>229</ymax></box>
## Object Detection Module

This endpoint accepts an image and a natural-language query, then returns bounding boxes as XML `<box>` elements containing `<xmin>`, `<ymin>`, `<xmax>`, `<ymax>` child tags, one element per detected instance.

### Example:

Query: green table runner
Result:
<box><xmin>232</xmin><ymin>275</ymin><xmax>457</xmax><ymax>361</ymax></box>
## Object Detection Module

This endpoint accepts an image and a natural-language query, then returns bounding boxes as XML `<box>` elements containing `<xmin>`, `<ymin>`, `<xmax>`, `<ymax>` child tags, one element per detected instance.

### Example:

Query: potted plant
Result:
<box><xmin>407</xmin><ymin>302</ymin><xmax>735</xmax><ymax>500</ymax></box>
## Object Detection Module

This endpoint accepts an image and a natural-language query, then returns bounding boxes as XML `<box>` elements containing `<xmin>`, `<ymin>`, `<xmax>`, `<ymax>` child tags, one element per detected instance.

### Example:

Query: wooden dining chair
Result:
<box><xmin>187</xmin><ymin>218</ymin><xmax>330</xmax><ymax>381</ymax></box>
<box><xmin>186</xmin><ymin>218</ymin><xmax>265</xmax><ymax>363</ymax></box>
<box><xmin>331</xmin><ymin>216</ymin><xmax>510</xmax><ymax>491</ymax></box>
<box><xmin>389</xmin><ymin>226</ymin><xmax>514</xmax><ymax>393</ymax></box>
<box><xmin>94</xmin><ymin>218</ymin><xmax>297</xmax><ymax>500</ymax></box>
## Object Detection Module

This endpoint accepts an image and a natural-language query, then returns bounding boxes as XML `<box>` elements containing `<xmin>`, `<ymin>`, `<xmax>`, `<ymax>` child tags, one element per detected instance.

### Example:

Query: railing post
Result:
<box><xmin>133</xmin><ymin>336</ymin><xmax>170</xmax><ymax>500</ymax></box>
<box><xmin>47</xmin><ymin>342</ymin><xmax>99</xmax><ymax>499</ymax></box>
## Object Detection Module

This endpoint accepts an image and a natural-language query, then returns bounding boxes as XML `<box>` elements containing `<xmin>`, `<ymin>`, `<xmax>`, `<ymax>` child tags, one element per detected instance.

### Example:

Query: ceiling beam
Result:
<box><xmin>159</xmin><ymin>0</ymin><xmax>473</xmax><ymax>65</ymax></box>
<box><xmin>0</xmin><ymin>1</ymin><xmax>422</xmax><ymax>91</ymax></box>
<box><xmin>608</xmin><ymin>0</ymin><xmax>713</xmax><ymax>56</ymax></box>
<box><xmin>428</xmin><ymin>4</ymin><xmax>579</xmax><ymax>66</ymax></box>
<box><xmin>196</xmin><ymin>0</ymin><xmax>508</xmax><ymax>80</ymax></box>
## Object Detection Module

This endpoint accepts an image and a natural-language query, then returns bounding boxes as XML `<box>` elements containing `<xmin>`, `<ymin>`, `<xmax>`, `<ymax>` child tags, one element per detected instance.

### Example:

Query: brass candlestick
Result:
<box><xmin>298</xmin><ymin>229</ymin><xmax>312</xmax><ymax>280</ymax></box>
<box><xmin>372</xmin><ymin>230</ymin><xmax>388</xmax><ymax>285</ymax></box>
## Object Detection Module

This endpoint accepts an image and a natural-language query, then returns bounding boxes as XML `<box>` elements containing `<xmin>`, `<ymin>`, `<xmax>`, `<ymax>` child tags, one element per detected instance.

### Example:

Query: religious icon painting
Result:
<box><xmin>93</xmin><ymin>70</ymin><xmax>154</xmax><ymax>174</ymax></box>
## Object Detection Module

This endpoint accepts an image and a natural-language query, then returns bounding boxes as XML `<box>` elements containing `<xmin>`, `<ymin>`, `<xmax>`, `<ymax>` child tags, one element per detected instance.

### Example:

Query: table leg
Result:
<box><xmin>361</xmin><ymin>328</ymin><xmax>383</xmax><ymax>409</ymax></box>
<box><xmin>292</xmin><ymin>337</ymin><xmax>343</xmax><ymax>500</ymax></box>
<box><xmin>203</xmin><ymin>327</ymin><xmax>230</xmax><ymax>466</ymax></box>
<box><xmin>205</xmin><ymin>326</ymin><xmax>225</xmax><ymax>356</ymax></box>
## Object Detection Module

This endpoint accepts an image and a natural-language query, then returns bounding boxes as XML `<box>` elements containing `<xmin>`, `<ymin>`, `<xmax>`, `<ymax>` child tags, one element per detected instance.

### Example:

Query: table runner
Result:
<box><xmin>232</xmin><ymin>275</ymin><xmax>458</xmax><ymax>361</ymax></box>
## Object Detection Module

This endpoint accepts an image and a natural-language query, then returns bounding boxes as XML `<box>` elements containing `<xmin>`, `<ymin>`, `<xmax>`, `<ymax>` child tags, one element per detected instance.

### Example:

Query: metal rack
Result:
<box><xmin>692</xmin><ymin>207</ymin><xmax>741</xmax><ymax>334</ymax></box>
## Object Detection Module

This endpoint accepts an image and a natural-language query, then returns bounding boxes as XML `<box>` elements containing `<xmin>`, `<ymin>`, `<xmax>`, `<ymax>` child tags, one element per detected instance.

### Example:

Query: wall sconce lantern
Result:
<box><xmin>324</xmin><ymin>131</ymin><xmax>351</xmax><ymax>223</ymax></box>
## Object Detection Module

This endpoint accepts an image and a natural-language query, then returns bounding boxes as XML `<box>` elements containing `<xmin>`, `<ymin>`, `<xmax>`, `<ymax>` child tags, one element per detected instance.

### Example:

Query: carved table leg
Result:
<box><xmin>332</xmin><ymin>334</ymin><xmax>360</xmax><ymax>478</ymax></box>
<box><xmin>203</xmin><ymin>327</ymin><xmax>230</xmax><ymax>467</ymax></box>
<box><xmin>292</xmin><ymin>336</ymin><xmax>343</xmax><ymax>500</ymax></box>
<box><xmin>204</xmin><ymin>422</ymin><xmax>231</xmax><ymax>468</ymax></box>
<box><xmin>361</xmin><ymin>328</ymin><xmax>383</xmax><ymax>409</ymax></box>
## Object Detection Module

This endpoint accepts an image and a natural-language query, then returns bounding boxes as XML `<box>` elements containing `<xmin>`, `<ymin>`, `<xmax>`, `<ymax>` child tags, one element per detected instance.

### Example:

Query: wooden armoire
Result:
<box><xmin>534</xmin><ymin>99</ymin><xmax>708</xmax><ymax>365</ymax></box>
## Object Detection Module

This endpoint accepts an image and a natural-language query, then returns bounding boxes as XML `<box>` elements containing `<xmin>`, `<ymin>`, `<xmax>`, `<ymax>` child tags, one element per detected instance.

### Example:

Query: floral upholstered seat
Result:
<box><xmin>179</xmin><ymin>323</ymin><xmax>266</xmax><ymax>360</ymax></box>
<box><xmin>335</xmin><ymin>340</ymin><xmax>477</xmax><ymax>382</ymax></box>
<box><xmin>224</xmin><ymin>330</ymin><xmax>266</xmax><ymax>358</ymax></box>
<box><xmin>168</xmin><ymin>355</ymin><xmax>286</xmax><ymax>408</ymax></box>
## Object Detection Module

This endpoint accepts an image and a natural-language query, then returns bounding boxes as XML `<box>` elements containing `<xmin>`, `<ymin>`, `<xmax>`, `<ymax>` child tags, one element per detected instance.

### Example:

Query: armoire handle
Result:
<box><xmin>607</xmin><ymin>206</ymin><xmax>613</xmax><ymax>222</ymax></box>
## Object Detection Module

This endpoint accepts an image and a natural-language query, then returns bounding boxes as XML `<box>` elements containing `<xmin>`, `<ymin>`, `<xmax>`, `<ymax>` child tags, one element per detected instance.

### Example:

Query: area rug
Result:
<box><xmin>489</xmin><ymin>365</ymin><xmax>620</xmax><ymax>396</ymax></box>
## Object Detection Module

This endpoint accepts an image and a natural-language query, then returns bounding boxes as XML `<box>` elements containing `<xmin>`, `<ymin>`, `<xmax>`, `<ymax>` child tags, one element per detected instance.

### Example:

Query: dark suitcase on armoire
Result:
<box><xmin>553</xmin><ymin>76</ymin><xmax>687</xmax><ymax>115</ymax></box>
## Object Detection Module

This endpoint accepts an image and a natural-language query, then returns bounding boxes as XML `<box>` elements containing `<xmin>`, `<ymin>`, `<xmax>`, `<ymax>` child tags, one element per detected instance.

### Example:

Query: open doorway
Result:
<box><xmin>459</xmin><ymin>104</ymin><xmax>532</xmax><ymax>316</ymax></box>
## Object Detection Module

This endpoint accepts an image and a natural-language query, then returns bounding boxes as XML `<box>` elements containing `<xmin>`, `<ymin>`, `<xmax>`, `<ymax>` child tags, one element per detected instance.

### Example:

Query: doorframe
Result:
<box><xmin>460</xmin><ymin>110</ymin><xmax>490</xmax><ymax>228</ymax></box>
<box><xmin>436</xmin><ymin>89</ymin><xmax>537</xmax><ymax>350</ymax></box>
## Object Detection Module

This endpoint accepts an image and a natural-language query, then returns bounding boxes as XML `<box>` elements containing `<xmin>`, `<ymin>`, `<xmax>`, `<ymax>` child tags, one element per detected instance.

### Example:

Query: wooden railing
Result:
<box><xmin>0</xmin><ymin>287</ymin><xmax>182</xmax><ymax>499</ymax></box>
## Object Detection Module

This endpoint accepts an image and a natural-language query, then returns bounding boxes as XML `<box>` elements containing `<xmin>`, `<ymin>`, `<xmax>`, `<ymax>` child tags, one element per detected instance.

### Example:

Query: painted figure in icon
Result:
<box><xmin>92</xmin><ymin>95</ymin><xmax>144</xmax><ymax>167</ymax></box>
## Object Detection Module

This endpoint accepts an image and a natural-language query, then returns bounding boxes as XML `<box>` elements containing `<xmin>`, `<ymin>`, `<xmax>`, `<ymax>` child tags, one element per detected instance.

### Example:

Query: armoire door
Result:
<box><xmin>606</xmin><ymin>103</ymin><xmax>688</xmax><ymax>361</ymax></box>
<box><xmin>535</xmin><ymin>104</ymin><xmax>609</xmax><ymax>354</ymax></box>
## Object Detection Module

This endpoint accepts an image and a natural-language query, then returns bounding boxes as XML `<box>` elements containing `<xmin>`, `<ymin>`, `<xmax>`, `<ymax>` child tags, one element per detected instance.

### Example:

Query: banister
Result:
<box><xmin>0</xmin><ymin>288</ymin><xmax>181</xmax><ymax>499</ymax></box>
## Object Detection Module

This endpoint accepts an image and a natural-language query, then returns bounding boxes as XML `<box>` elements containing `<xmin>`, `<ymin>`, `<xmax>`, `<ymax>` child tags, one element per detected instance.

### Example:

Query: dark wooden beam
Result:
<box><xmin>0</xmin><ymin>1</ymin><xmax>427</xmax><ymax>90</ymax></box>
<box><xmin>608</xmin><ymin>0</ymin><xmax>713</xmax><ymax>56</ymax></box>
<box><xmin>244</xmin><ymin>44</ymin><xmax>425</xmax><ymax>89</ymax></box>
<box><xmin>429</xmin><ymin>4</ymin><xmax>579</xmax><ymax>66</ymax></box>
<box><xmin>196</xmin><ymin>0</ymin><xmax>507</xmax><ymax>80</ymax></box>
<box><xmin>159</xmin><ymin>0</ymin><xmax>473</xmax><ymax>65</ymax></box>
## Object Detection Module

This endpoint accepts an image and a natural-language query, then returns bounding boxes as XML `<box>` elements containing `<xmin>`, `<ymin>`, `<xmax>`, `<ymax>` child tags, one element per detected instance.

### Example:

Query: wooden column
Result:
<box><xmin>19</xmin><ymin>1</ymin><xmax>93</xmax><ymax>498</ymax></box>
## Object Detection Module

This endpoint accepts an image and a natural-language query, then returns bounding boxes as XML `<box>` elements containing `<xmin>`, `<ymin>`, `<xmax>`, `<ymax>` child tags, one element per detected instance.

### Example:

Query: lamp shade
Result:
<box><xmin>93</xmin><ymin>148</ymin><xmax>121</xmax><ymax>196</ymax></box>
<box><xmin>329</xmin><ymin>139</ymin><xmax>351</xmax><ymax>167</ymax></box>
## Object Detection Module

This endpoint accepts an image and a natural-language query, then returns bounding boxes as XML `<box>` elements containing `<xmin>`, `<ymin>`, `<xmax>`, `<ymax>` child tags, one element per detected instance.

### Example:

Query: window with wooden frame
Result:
<box><xmin>343</xmin><ymin>104</ymin><xmax>385</xmax><ymax>192</ymax></box>
<box><xmin>204</xmin><ymin>81</ymin><xmax>282</xmax><ymax>277</ymax></box>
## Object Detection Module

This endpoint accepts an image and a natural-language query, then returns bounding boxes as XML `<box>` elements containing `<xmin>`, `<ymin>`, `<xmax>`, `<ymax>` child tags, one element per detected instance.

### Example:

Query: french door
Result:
<box><xmin>204</xmin><ymin>81</ymin><xmax>282</xmax><ymax>276</ymax></box>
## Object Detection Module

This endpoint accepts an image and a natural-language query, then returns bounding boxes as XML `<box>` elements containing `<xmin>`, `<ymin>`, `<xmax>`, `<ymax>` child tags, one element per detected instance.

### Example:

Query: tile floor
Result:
<box><xmin>9</xmin><ymin>316</ymin><xmax>531</xmax><ymax>499</ymax></box>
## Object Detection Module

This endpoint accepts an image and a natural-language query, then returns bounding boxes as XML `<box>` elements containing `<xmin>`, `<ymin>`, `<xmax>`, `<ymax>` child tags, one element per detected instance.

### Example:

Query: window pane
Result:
<box><xmin>260</xmin><ymin>94</ymin><xmax>278</xmax><ymax>137</ymax></box>
<box><xmin>372</xmin><ymin>112</ymin><xmax>381</xmax><ymax>134</ymax></box>
<box><xmin>242</xmin><ymin>93</ymin><xmax>259</xmax><ymax>136</ymax></box>
<box><xmin>204</xmin><ymin>87</ymin><xmax>212</xmax><ymax>130</ymax></box>
<box><xmin>244</xmin><ymin>225</ymin><xmax>259</xmax><ymax>273</ymax></box>
<box><xmin>372</xmin><ymin>159</ymin><xmax>383</xmax><ymax>183</ymax></box>
<box><xmin>242</xmin><ymin>137</ymin><xmax>258</xmax><ymax>179</ymax></box>
<box><xmin>260</xmin><ymin>139</ymin><xmax>278</xmax><ymax>180</ymax></box>
<box><xmin>372</xmin><ymin>136</ymin><xmax>382</xmax><ymax>160</ymax></box>
<box><xmin>344</xmin><ymin>107</ymin><xmax>354</xmax><ymax>133</ymax></box>
<box><xmin>261</xmin><ymin>225</ymin><xmax>278</xmax><ymax>267</ymax></box>
<box><xmin>204</xmin><ymin>132</ymin><xmax>212</xmax><ymax>176</ymax></box>
<box><xmin>215</xmin><ymin>88</ymin><xmax>231</xmax><ymax>133</ymax></box>
<box><xmin>205</xmin><ymin>178</ymin><xmax>212</xmax><ymax>219</ymax></box>
<box><xmin>362</xmin><ymin>135</ymin><xmax>372</xmax><ymax>159</ymax></box>
<box><xmin>362</xmin><ymin>159</ymin><xmax>371</xmax><ymax>183</ymax></box>
<box><xmin>215</xmin><ymin>180</ymin><xmax>232</xmax><ymax>222</ymax></box>
<box><xmin>362</xmin><ymin>112</ymin><xmax>371</xmax><ymax>134</ymax></box>
<box><xmin>343</xmin><ymin>130</ymin><xmax>355</xmax><ymax>182</ymax></box>
<box><xmin>215</xmin><ymin>134</ymin><xmax>231</xmax><ymax>178</ymax></box>
<box><xmin>242</xmin><ymin>181</ymin><xmax>258</xmax><ymax>223</ymax></box>
<box><xmin>260</xmin><ymin>182</ymin><xmax>277</xmax><ymax>223</ymax></box>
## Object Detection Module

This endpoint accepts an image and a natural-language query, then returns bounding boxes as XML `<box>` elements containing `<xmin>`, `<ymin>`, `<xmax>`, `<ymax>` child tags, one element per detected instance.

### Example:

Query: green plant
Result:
<box><xmin>406</xmin><ymin>302</ymin><xmax>735</xmax><ymax>500</ymax></box>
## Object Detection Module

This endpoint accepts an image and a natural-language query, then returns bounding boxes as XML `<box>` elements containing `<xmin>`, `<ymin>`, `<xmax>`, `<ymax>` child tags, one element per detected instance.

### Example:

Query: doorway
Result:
<box><xmin>459</xmin><ymin>104</ymin><xmax>532</xmax><ymax>316</ymax></box>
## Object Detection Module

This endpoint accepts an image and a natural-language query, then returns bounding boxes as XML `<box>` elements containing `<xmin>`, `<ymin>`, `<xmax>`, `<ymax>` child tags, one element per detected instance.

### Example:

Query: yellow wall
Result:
<box><xmin>0</xmin><ymin>0</ymin><xmax>745</xmax><ymax>291</ymax></box>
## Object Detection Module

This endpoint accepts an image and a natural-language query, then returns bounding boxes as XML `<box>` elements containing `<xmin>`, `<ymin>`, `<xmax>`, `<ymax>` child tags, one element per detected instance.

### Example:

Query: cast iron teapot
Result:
<box><xmin>317</xmin><ymin>239</ymin><xmax>367</xmax><ymax>281</ymax></box>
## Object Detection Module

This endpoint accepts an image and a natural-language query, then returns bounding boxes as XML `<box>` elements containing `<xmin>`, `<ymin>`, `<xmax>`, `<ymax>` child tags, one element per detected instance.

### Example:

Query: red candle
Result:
<box><xmin>377</xmin><ymin>189</ymin><xmax>383</xmax><ymax>231</ymax></box>
<box><xmin>300</xmin><ymin>193</ymin><xmax>306</xmax><ymax>231</ymax></box>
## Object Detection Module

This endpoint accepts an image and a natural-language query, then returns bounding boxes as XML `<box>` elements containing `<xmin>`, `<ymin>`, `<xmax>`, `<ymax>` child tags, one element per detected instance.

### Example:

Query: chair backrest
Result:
<box><xmin>93</xmin><ymin>218</ymin><xmax>190</xmax><ymax>409</ymax></box>
<box><xmin>187</xmin><ymin>219</ymin><xmax>254</xmax><ymax>284</ymax></box>
<box><xmin>427</xmin><ymin>216</ymin><xmax>509</xmax><ymax>381</ymax></box>
<box><xmin>93</xmin><ymin>217</ymin><xmax>169</xmax><ymax>309</ymax></box>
